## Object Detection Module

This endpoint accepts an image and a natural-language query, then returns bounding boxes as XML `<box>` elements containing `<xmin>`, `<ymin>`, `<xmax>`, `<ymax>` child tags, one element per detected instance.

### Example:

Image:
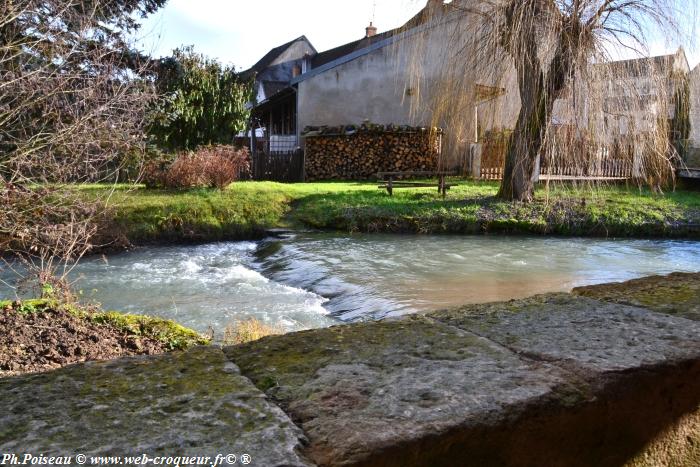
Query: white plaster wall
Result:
<box><xmin>298</xmin><ymin>47</ymin><xmax>414</xmax><ymax>128</ymax></box>
<box><xmin>690</xmin><ymin>66</ymin><xmax>700</xmax><ymax>148</ymax></box>
<box><xmin>688</xmin><ymin>65</ymin><xmax>700</xmax><ymax>166</ymax></box>
<box><xmin>272</xmin><ymin>39</ymin><xmax>316</xmax><ymax>67</ymax></box>
<box><xmin>297</xmin><ymin>11</ymin><xmax>520</xmax><ymax>165</ymax></box>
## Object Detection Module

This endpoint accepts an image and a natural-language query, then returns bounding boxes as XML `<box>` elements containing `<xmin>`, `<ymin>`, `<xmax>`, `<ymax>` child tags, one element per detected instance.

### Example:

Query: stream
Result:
<box><xmin>2</xmin><ymin>233</ymin><xmax>700</xmax><ymax>334</ymax></box>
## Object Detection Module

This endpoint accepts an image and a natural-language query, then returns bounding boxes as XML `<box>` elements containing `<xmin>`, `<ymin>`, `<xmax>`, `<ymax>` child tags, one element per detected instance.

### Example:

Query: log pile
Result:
<box><xmin>303</xmin><ymin>125</ymin><xmax>443</xmax><ymax>180</ymax></box>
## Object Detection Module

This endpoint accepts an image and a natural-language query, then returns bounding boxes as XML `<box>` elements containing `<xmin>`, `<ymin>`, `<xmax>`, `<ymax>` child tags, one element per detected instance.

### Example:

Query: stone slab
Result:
<box><xmin>0</xmin><ymin>346</ymin><xmax>312</xmax><ymax>467</ymax></box>
<box><xmin>224</xmin><ymin>316</ymin><xmax>586</xmax><ymax>466</ymax></box>
<box><xmin>226</xmin><ymin>295</ymin><xmax>700</xmax><ymax>467</ymax></box>
<box><xmin>3</xmin><ymin>275</ymin><xmax>700</xmax><ymax>467</ymax></box>
<box><xmin>430</xmin><ymin>293</ymin><xmax>700</xmax><ymax>374</ymax></box>
<box><xmin>573</xmin><ymin>272</ymin><xmax>700</xmax><ymax>321</ymax></box>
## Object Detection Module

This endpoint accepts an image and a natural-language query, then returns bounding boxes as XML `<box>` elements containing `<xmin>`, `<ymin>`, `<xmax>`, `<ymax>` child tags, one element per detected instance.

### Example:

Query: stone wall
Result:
<box><xmin>303</xmin><ymin>126</ymin><xmax>442</xmax><ymax>180</ymax></box>
<box><xmin>687</xmin><ymin>147</ymin><xmax>700</xmax><ymax>168</ymax></box>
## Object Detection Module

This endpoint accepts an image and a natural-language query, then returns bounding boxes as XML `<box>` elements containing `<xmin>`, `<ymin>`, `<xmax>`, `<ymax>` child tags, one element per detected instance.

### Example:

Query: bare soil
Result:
<box><xmin>0</xmin><ymin>306</ymin><xmax>169</xmax><ymax>376</ymax></box>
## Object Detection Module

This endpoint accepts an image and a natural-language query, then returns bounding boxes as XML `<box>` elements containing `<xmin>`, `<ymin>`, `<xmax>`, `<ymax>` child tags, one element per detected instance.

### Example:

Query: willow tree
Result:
<box><xmin>409</xmin><ymin>0</ymin><xmax>694</xmax><ymax>201</ymax></box>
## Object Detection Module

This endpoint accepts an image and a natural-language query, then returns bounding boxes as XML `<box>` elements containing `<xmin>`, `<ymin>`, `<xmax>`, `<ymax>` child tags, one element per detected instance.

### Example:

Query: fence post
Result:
<box><xmin>299</xmin><ymin>148</ymin><xmax>305</xmax><ymax>182</ymax></box>
<box><xmin>470</xmin><ymin>143</ymin><xmax>482</xmax><ymax>179</ymax></box>
<box><xmin>632</xmin><ymin>145</ymin><xmax>644</xmax><ymax>179</ymax></box>
<box><xmin>532</xmin><ymin>154</ymin><xmax>541</xmax><ymax>183</ymax></box>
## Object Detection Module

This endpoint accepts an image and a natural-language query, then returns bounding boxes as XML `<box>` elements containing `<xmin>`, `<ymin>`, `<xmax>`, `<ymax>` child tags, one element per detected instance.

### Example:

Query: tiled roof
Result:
<box><xmin>245</xmin><ymin>1</ymin><xmax>450</xmax><ymax>94</ymax></box>
<box><xmin>240</xmin><ymin>36</ymin><xmax>310</xmax><ymax>81</ymax></box>
<box><xmin>311</xmin><ymin>31</ymin><xmax>395</xmax><ymax>69</ymax></box>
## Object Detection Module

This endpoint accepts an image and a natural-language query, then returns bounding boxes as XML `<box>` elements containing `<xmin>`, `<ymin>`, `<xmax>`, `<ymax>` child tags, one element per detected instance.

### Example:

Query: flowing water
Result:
<box><xmin>2</xmin><ymin>234</ymin><xmax>700</xmax><ymax>335</ymax></box>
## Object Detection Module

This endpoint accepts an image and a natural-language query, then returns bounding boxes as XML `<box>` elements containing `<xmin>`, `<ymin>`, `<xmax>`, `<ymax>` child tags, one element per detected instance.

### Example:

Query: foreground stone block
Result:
<box><xmin>226</xmin><ymin>295</ymin><xmax>700</xmax><ymax>467</ymax></box>
<box><xmin>573</xmin><ymin>272</ymin><xmax>700</xmax><ymax>321</ymax></box>
<box><xmin>0</xmin><ymin>346</ymin><xmax>312</xmax><ymax>467</ymax></box>
<box><xmin>431</xmin><ymin>293</ymin><xmax>700</xmax><ymax>373</ymax></box>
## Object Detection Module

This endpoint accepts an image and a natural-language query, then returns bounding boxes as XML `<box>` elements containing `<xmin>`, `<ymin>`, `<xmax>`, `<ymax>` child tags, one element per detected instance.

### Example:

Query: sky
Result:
<box><xmin>136</xmin><ymin>0</ymin><xmax>425</xmax><ymax>71</ymax></box>
<box><xmin>136</xmin><ymin>0</ymin><xmax>700</xmax><ymax>71</ymax></box>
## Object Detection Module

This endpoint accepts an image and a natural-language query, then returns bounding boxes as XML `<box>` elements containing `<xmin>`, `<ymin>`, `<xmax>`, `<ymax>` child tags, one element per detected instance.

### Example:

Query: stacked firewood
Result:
<box><xmin>302</xmin><ymin>125</ymin><xmax>443</xmax><ymax>180</ymax></box>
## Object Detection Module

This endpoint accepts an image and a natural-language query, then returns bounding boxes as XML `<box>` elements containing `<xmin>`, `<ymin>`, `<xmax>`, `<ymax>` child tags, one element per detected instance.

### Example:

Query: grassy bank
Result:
<box><xmin>292</xmin><ymin>181</ymin><xmax>700</xmax><ymax>237</ymax></box>
<box><xmin>0</xmin><ymin>299</ymin><xmax>209</xmax><ymax>350</ymax></box>
<box><xmin>83</xmin><ymin>180</ymin><xmax>700</xmax><ymax>243</ymax></box>
<box><xmin>0</xmin><ymin>299</ymin><xmax>209</xmax><ymax>375</ymax></box>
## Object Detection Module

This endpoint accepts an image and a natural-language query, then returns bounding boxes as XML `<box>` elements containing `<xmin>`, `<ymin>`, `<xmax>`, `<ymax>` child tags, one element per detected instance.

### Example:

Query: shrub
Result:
<box><xmin>164</xmin><ymin>145</ymin><xmax>250</xmax><ymax>189</ymax></box>
<box><xmin>140</xmin><ymin>150</ymin><xmax>176</xmax><ymax>188</ymax></box>
<box><xmin>223</xmin><ymin>318</ymin><xmax>282</xmax><ymax>345</ymax></box>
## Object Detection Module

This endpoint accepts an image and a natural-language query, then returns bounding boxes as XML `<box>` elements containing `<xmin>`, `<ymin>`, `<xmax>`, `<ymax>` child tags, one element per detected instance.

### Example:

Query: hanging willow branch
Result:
<box><xmin>396</xmin><ymin>0</ymin><xmax>696</xmax><ymax>201</ymax></box>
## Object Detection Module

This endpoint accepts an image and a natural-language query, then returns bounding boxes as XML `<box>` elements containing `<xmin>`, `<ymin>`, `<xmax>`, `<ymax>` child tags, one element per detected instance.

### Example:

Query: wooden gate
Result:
<box><xmin>480</xmin><ymin>139</ymin><xmax>508</xmax><ymax>180</ymax></box>
<box><xmin>252</xmin><ymin>149</ymin><xmax>304</xmax><ymax>182</ymax></box>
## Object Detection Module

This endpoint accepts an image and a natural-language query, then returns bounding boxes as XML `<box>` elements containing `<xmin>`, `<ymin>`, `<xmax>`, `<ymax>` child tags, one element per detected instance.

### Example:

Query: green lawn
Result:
<box><xmin>78</xmin><ymin>179</ymin><xmax>700</xmax><ymax>244</ymax></box>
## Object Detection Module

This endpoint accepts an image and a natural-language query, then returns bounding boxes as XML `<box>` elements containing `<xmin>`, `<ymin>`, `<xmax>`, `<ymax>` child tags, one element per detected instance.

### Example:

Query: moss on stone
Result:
<box><xmin>90</xmin><ymin>312</ymin><xmax>209</xmax><ymax>350</ymax></box>
<box><xmin>0</xmin><ymin>298</ymin><xmax>60</xmax><ymax>314</ymax></box>
<box><xmin>428</xmin><ymin>293</ymin><xmax>577</xmax><ymax>333</ymax></box>
<box><xmin>574</xmin><ymin>272</ymin><xmax>700</xmax><ymax>321</ymax></box>
<box><xmin>0</xmin><ymin>346</ymin><xmax>312</xmax><ymax>465</ymax></box>
<box><xmin>224</xmin><ymin>315</ymin><xmax>497</xmax><ymax>405</ymax></box>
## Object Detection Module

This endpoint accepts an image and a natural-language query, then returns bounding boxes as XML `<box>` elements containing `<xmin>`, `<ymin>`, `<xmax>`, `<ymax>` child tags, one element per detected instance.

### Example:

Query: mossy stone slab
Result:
<box><xmin>226</xmin><ymin>297</ymin><xmax>700</xmax><ymax>466</ymax></box>
<box><xmin>224</xmin><ymin>315</ymin><xmax>580</xmax><ymax>466</ymax></box>
<box><xmin>428</xmin><ymin>294</ymin><xmax>700</xmax><ymax>467</ymax></box>
<box><xmin>430</xmin><ymin>293</ymin><xmax>700</xmax><ymax>373</ymax></box>
<box><xmin>0</xmin><ymin>346</ymin><xmax>312</xmax><ymax>467</ymax></box>
<box><xmin>573</xmin><ymin>272</ymin><xmax>700</xmax><ymax>321</ymax></box>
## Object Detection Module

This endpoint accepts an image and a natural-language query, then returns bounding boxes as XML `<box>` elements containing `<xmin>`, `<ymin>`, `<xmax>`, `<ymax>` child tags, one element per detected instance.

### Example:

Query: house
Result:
<box><xmin>593</xmin><ymin>48</ymin><xmax>691</xmax><ymax>137</ymax></box>
<box><xmin>243</xmin><ymin>0</ymin><xmax>699</xmax><ymax>179</ymax></box>
<box><xmin>242</xmin><ymin>0</ymin><xmax>513</xmax><ymax>168</ymax></box>
<box><xmin>540</xmin><ymin>48</ymin><xmax>696</xmax><ymax>180</ymax></box>
<box><xmin>241</xmin><ymin>36</ymin><xmax>316</xmax><ymax>153</ymax></box>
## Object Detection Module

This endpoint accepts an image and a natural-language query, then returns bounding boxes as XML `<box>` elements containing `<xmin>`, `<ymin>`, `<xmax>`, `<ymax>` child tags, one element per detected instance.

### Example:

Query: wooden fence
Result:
<box><xmin>478</xmin><ymin>134</ymin><xmax>635</xmax><ymax>180</ymax></box>
<box><xmin>251</xmin><ymin>149</ymin><xmax>304</xmax><ymax>182</ymax></box>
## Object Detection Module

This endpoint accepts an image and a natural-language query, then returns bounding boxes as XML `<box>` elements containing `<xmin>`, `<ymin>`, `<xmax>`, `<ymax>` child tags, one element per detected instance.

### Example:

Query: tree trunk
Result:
<box><xmin>497</xmin><ymin>71</ymin><xmax>552</xmax><ymax>202</ymax></box>
<box><xmin>497</xmin><ymin>41</ymin><xmax>572</xmax><ymax>202</ymax></box>
<box><xmin>497</xmin><ymin>98</ymin><xmax>548</xmax><ymax>202</ymax></box>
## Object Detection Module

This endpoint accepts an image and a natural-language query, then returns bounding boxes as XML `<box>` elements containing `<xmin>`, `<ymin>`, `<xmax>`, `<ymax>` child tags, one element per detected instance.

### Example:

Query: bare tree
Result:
<box><xmin>0</xmin><ymin>0</ymin><xmax>162</xmax><ymax>296</ymax></box>
<box><xmin>405</xmin><ymin>0</ymin><xmax>695</xmax><ymax>201</ymax></box>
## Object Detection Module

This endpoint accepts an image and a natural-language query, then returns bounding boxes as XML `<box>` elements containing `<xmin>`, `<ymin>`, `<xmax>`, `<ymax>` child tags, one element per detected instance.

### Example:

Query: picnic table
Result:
<box><xmin>377</xmin><ymin>171</ymin><xmax>456</xmax><ymax>198</ymax></box>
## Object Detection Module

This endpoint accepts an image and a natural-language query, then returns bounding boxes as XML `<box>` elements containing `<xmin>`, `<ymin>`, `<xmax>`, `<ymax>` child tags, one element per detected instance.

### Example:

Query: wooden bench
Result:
<box><xmin>377</xmin><ymin>171</ymin><xmax>455</xmax><ymax>198</ymax></box>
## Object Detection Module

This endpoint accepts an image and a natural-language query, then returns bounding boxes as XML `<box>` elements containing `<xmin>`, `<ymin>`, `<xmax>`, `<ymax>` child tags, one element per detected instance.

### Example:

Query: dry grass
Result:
<box><xmin>223</xmin><ymin>318</ymin><xmax>283</xmax><ymax>345</ymax></box>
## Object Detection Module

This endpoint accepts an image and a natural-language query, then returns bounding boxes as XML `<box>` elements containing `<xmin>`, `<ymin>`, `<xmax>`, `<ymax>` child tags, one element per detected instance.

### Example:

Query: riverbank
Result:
<box><xmin>0</xmin><ymin>299</ymin><xmax>209</xmax><ymax>376</ymax></box>
<box><xmin>90</xmin><ymin>180</ymin><xmax>700</xmax><ymax>245</ymax></box>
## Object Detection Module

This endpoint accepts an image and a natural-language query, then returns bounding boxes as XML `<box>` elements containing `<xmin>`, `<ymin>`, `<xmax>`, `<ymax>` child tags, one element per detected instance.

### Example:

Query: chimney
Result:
<box><xmin>365</xmin><ymin>22</ymin><xmax>377</xmax><ymax>38</ymax></box>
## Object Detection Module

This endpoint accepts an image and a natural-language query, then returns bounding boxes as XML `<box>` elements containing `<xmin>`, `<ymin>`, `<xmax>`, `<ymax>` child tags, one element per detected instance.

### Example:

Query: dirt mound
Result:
<box><xmin>1</xmin><ymin>306</ymin><xmax>169</xmax><ymax>376</ymax></box>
